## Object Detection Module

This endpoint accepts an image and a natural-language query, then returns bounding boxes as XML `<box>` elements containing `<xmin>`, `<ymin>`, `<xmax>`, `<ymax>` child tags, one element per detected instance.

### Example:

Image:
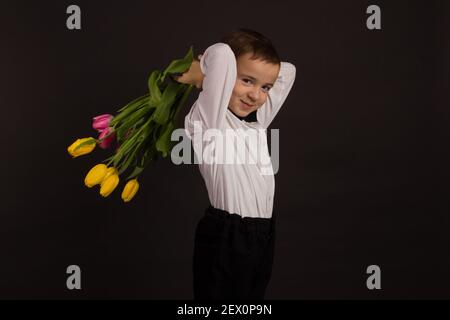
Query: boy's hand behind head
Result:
<box><xmin>173</xmin><ymin>54</ymin><xmax>204</xmax><ymax>89</ymax></box>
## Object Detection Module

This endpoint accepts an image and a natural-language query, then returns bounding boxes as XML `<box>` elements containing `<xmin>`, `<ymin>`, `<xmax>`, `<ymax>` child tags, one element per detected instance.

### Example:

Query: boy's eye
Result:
<box><xmin>242</xmin><ymin>78</ymin><xmax>271</xmax><ymax>92</ymax></box>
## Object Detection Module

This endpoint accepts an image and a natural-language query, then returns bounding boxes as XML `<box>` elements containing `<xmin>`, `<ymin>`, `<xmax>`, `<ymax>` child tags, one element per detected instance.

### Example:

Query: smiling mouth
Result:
<box><xmin>241</xmin><ymin>100</ymin><xmax>254</xmax><ymax>107</ymax></box>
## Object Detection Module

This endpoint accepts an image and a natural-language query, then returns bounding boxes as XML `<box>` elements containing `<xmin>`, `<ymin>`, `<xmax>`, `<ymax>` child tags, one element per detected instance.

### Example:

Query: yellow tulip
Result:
<box><xmin>101</xmin><ymin>167</ymin><xmax>118</xmax><ymax>186</ymax></box>
<box><xmin>67</xmin><ymin>138</ymin><xmax>96</xmax><ymax>158</ymax></box>
<box><xmin>99</xmin><ymin>173</ymin><xmax>120</xmax><ymax>197</ymax></box>
<box><xmin>84</xmin><ymin>164</ymin><xmax>108</xmax><ymax>188</ymax></box>
<box><xmin>121</xmin><ymin>179</ymin><xmax>139</xmax><ymax>203</ymax></box>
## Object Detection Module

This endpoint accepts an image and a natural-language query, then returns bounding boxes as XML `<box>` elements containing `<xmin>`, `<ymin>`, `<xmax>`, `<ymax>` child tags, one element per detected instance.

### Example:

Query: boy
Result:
<box><xmin>175</xmin><ymin>28</ymin><xmax>296</xmax><ymax>300</ymax></box>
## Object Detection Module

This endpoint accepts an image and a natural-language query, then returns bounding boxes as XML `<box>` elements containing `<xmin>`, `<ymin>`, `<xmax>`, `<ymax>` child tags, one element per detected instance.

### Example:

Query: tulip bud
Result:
<box><xmin>99</xmin><ymin>173</ymin><xmax>120</xmax><ymax>197</ymax></box>
<box><xmin>67</xmin><ymin>137</ymin><xmax>96</xmax><ymax>158</ymax></box>
<box><xmin>92</xmin><ymin>114</ymin><xmax>113</xmax><ymax>132</ymax></box>
<box><xmin>84</xmin><ymin>164</ymin><xmax>108</xmax><ymax>188</ymax></box>
<box><xmin>98</xmin><ymin>127</ymin><xmax>116</xmax><ymax>149</ymax></box>
<box><xmin>121</xmin><ymin>179</ymin><xmax>139</xmax><ymax>202</ymax></box>
<box><xmin>101</xmin><ymin>167</ymin><xmax>118</xmax><ymax>186</ymax></box>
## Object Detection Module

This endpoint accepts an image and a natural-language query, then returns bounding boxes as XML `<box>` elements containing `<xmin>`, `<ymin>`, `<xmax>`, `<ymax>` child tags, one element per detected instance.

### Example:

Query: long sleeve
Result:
<box><xmin>183</xmin><ymin>44</ymin><xmax>292</xmax><ymax>218</ymax></box>
<box><xmin>185</xmin><ymin>42</ymin><xmax>237</xmax><ymax>135</ymax></box>
<box><xmin>257</xmin><ymin>62</ymin><xmax>296</xmax><ymax>129</ymax></box>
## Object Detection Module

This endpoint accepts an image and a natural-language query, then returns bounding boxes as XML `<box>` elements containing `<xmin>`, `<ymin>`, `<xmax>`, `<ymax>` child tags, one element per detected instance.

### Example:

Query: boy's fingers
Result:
<box><xmin>173</xmin><ymin>72</ymin><xmax>191</xmax><ymax>84</ymax></box>
<box><xmin>170</xmin><ymin>73</ymin><xmax>184</xmax><ymax>83</ymax></box>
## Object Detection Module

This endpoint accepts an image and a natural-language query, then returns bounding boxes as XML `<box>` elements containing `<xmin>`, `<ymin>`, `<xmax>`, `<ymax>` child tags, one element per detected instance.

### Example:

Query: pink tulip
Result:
<box><xmin>98</xmin><ymin>127</ymin><xmax>116</xmax><ymax>149</ymax></box>
<box><xmin>92</xmin><ymin>114</ymin><xmax>113</xmax><ymax>132</ymax></box>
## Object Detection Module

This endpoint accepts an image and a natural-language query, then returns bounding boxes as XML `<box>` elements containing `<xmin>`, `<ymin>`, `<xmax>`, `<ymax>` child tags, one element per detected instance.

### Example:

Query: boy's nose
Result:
<box><xmin>248</xmin><ymin>88</ymin><xmax>260</xmax><ymax>101</ymax></box>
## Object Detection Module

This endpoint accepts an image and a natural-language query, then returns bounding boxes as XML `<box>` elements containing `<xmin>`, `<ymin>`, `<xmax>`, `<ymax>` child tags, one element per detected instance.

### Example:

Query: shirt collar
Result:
<box><xmin>229</xmin><ymin>109</ymin><xmax>258</xmax><ymax>122</ymax></box>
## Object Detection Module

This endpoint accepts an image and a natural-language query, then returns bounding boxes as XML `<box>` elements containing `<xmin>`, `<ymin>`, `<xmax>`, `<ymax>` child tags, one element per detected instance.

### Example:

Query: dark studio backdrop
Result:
<box><xmin>0</xmin><ymin>0</ymin><xmax>449</xmax><ymax>299</ymax></box>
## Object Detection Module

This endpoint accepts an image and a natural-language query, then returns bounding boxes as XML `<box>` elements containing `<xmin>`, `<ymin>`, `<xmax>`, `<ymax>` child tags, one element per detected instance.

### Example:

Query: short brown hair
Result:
<box><xmin>220</xmin><ymin>28</ymin><xmax>281</xmax><ymax>65</ymax></box>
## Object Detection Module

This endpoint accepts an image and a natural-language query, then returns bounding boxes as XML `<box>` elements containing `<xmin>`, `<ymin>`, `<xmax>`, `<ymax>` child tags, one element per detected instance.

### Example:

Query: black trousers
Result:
<box><xmin>193</xmin><ymin>205</ymin><xmax>276</xmax><ymax>300</ymax></box>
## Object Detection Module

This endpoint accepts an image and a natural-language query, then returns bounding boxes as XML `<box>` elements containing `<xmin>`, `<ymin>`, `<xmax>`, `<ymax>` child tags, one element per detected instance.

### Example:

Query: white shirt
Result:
<box><xmin>184</xmin><ymin>43</ymin><xmax>296</xmax><ymax>218</ymax></box>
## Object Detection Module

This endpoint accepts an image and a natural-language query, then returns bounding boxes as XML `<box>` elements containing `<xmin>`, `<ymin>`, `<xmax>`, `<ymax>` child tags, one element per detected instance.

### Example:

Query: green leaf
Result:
<box><xmin>113</xmin><ymin>152</ymin><xmax>122</xmax><ymax>168</ymax></box>
<box><xmin>161</xmin><ymin>46</ymin><xmax>194</xmax><ymax>82</ymax></box>
<box><xmin>171</xmin><ymin>84</ymin><xmax>194</xmax><ymax>122</ymax></box>
<box><xmin>155</xmin><ymin>121</ymin><xmax>175</xmax><ymax>158</ymax></box>
<box><xmin>110</xmin><ymin>94</ymin><xmax>149</xmax><ymax>127</ymax></box>
<box><xmin>152</xmin><ymin>82</ymin><xmax>183</xmax><ymax>125</ymax></box>
<box><xmin>127</xmin><ymin>165</ymin><xmax>145</xmax><ymax>180</ymax></box>
<box><xmin>148</xmin><ymin>70</ymin><xmax>162</xmax><ymax>107</ymax></box>
<box><xmin>118</xmin><ymin>151</ymin><xmax>135</xmax><ymax>175</ymax></box>
<box><xmin>117</xmin><ymin>93</ymin><xmax>150</xmax><ymax>113</ymax></box>
<box><xmin>103</xmin><ymin>155</ymin><xmax>115</xmax><ymax>162</ymax></box>
<box><xmin>126</xmin><ymin>143</ymin><xmax>158</xmax><ymax>180</ymax></box>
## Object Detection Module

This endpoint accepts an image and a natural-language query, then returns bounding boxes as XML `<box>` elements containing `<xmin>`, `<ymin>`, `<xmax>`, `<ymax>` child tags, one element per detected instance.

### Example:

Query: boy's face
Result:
<box><xmin>228</xmin><ymin>53</ymin><xmax>280</xmax><ymax>118</ymax></box>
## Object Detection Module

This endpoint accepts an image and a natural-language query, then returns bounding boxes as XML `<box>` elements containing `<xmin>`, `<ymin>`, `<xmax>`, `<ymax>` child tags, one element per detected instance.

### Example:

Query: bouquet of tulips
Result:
<box><xmin>67</xmin><ymin>47</ymin><xmax>195</xmax><ymax>202</ymax></box>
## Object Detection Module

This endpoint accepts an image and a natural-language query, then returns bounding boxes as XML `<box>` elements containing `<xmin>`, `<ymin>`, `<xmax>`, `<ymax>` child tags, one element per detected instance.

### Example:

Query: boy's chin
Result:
<box><xmin>229</xmin><ymin>106</ymin><xmax>251</xmax><ymax>117</ymax></box>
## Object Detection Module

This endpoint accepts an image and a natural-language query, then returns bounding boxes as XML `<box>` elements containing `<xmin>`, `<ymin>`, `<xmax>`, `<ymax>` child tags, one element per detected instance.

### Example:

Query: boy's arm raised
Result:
<box><xmin>182</xmin><ymin>43</ymin><xmax>237</xmax><ymax>132</ymax></box>
<box><xmin>258</xmin><ymin>62</ymin><xmax>296</xmax><ymax>129</ymax></box>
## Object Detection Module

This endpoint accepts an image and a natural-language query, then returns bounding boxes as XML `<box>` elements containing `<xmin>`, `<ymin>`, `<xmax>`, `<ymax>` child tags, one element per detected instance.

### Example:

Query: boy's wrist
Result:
<box><xmin>191</xmin><ymin>60</ymin><xmax>204</xmax><ymax>89</ymax></box>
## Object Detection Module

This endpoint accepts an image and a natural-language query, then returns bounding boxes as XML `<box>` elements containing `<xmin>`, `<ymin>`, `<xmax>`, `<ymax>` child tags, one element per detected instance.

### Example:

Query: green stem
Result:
<box><xmin>173</xmin><ymin>84</ymin><xmax>194</xmax><ymax>123</ymax></box>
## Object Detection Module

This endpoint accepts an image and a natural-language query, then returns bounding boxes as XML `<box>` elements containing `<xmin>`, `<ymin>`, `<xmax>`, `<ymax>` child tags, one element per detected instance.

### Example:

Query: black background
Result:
<box><xmin>1</xmin><ymin>0</ymin><xmax>449</xmax><ymax>299</ymax></box>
